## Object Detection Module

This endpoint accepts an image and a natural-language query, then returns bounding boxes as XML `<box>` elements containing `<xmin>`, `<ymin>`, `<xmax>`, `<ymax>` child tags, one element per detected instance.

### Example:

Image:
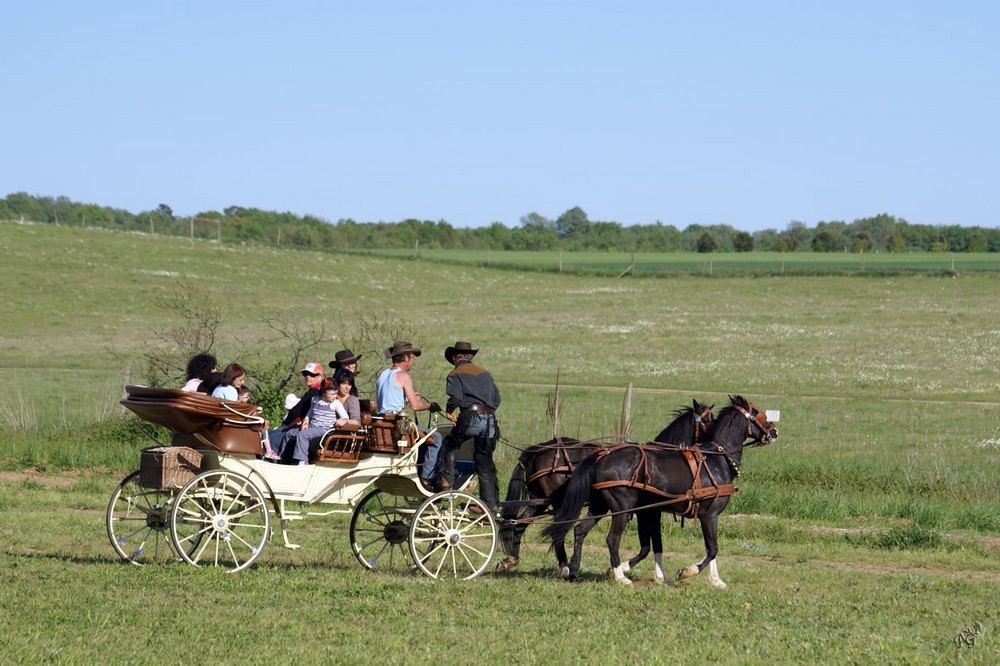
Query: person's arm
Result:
<box><xmin>398</xmin><ymin>371</ymin><xmax>434</xmax><ymax>412</ymax></box>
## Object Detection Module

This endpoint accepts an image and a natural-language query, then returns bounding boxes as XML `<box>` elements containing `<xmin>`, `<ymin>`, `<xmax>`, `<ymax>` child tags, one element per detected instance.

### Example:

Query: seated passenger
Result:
<box><xmin>197</xmin><ymin>371</ymin><xmax>223</xmax><ymax>397</ymax></box>
<box><xmin>269</xmin><ymin>362</ymin><xmax>328</xmax><ymax>460</ymax></box>
<box><xmin>182</xmin><ymin>352</ymin><xmax>217</xmax><ymax>392</ymax></box>
<box><xmin>328</xmin><ymin>349</ymin><xmax>363</xmax><ymax>397</ymax></box>
<box><xmin>375</xmin><ymin>341</ymin><xmax>443</xmax><ymax>491</ymax></box>
<box><xmin>332</xmin><ymin>368</ymin><xmax>361</xmax><ymax>427</ymax></box>
<box><xmin>211</xmin><ymin>363</ymin><xmax>246</xmax><ymax>401</ymax></box>
<box><xmin>281</xmin><ymin>384</ymin><xmax>351</xmax><ymax>465</ymax></box>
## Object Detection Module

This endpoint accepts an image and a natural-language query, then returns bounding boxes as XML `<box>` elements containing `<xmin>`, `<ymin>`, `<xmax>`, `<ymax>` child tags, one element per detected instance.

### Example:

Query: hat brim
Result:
<box><xmin>385</xmin><ymin>346</ymin><xmax>421</xmax><ymax>358</ymax></box>
<box><xmin>445</xmin><ymin>346</ymin><xmax>478</xmax><ymax>362</ymax></box>
<box><xmin>329</xmin><ymin>353</ymin><xmax>362</xmax><ymax>368</ymax></box>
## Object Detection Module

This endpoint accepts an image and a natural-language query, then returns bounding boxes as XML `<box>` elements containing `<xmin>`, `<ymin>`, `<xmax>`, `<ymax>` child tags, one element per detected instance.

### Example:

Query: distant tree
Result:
<box><xmin>224</xmin><ymin>206</ymin><xmax>246</xmax><ymax>217</ymax></box>
<box><xmin>966</xmin><ymin>232</ymin><xmax>987</xmax><ymax>252</ymax></box>
<box><xmin>696</xmin><ymin>231</ymin><xmax>717</xmax><ymax>253</ymax></box>
<box><xmin>812</xmin><ymin>230</ymin><xmax>838</xmax><ymax>252</ymax></box>
<box><xmin>733</xmin><ymin>231</ymin><xmax>754</xmax><ymax>252</ymax></box>
<box><xmin>852</xmin><ymin>232</ymin><xmax>873</xmax><ymax>253</ymax></box>
<box><xmin>555</xmin><ymin>207</ymin><xmax>590</xmax><ymax>240</ymax></box>
<box><xmin>157</xmin><ymin>204</ymin><xmax>174</xmax><ymax>219</ymax></box>
<box><xmin>887</xmin><ymin>232</ymin><xmax>907</xmax><ymax>253</ymax></box>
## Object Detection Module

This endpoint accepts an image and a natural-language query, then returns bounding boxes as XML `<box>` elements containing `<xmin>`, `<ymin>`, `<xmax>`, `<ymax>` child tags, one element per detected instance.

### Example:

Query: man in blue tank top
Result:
<box><xmin>375</xmin><ymin>341</ymin><xmax>443</xmax><ymax>491</ymax></box>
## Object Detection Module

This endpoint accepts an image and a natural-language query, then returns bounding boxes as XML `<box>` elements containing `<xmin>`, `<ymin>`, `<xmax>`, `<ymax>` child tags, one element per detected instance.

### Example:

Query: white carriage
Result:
<box><xmin>106</xmin><ymin>385</ymin><xmax>497</xmax><ymax>578</ymax></box>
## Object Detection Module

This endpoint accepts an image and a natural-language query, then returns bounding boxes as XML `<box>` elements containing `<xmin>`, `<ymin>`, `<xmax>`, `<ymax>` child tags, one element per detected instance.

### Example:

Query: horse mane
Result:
<box><xmin>653</xmin><ymin>401</ymin><xmax>703</xmax><ymax>444</ymax></box>
<box><xmin>701</xmin><ymin>395</ymin><xmax>750</xmax><ymax>447</ymax></box>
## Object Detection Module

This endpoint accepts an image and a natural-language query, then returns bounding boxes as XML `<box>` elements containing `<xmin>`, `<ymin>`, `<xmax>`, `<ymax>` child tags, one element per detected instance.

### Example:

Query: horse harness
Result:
<box><xmin>521</xmin><ymin>436</ymin><xmax>596</xmax><ymax>486</ymax></box>
<box><xmin>590</xmin><ymin>443</ymin><xmax>739</xmax><ymax>519</ymax></box>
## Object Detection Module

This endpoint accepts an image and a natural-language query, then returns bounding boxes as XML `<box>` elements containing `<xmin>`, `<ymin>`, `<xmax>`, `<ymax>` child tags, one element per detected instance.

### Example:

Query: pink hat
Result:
<box><xmin>301</xmin><ymin>362</ymin><xmax>324</xmax><ymax>376</ymax></box>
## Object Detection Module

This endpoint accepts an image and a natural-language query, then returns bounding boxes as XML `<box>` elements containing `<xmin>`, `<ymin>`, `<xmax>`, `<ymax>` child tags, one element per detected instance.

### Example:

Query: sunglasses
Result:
<box><xmin>302</xmin><ymin>372</ymin><xmax>320</xmax><ymax>378</ymax></box>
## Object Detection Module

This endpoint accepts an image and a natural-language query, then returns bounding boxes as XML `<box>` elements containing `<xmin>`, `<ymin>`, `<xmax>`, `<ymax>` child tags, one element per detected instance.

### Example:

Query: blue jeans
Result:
<box><xmin>440</xmin><ymin>413</ymin><xmax>498</xmax><ymax>508</ymax></box>
<box><xmin>417</xmin><ymin>425</ymin><xmax>443</xmax><ymax>481</ymax></box>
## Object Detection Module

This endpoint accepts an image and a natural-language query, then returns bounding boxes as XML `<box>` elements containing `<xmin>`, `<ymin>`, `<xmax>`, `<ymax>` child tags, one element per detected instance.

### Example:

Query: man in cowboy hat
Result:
<box><xmin>437</xmin><ymin>341</ymin><xmax>502</xmax><ymax>511</ymax></box>
<box><xmin>375</xmin><ymin>341</ymin><xmax>443</xmax><ymax>491</ymax></box>
<box><xmin>329</xmin><ymin>348</ymin><xmax>362</xmax><ymax>397</ymax></box>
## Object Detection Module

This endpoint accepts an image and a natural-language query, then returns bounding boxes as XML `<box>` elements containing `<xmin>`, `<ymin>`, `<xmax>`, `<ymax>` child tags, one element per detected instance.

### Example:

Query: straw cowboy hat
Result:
<box><xmin>384</xmin><ymin>340</ymin><xmax>422</xmax><ymax>358</ymax></box>
<box><xmin>445</xmin><ymin>341</ymin><xmax>479</xmax><ymax>364</ymax></box>
<box><xmin>329</xmin><ymin>349</ymin><xmax>363</xmax><ymax>369</ymax></box>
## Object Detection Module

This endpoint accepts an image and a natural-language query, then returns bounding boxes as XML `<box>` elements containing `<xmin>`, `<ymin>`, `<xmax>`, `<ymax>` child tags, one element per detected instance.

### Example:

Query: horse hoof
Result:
<box><xmin>676</xmin><ymin>566</ymin><xmax>696</xmax><ymax>581</ymax></box>
<box><xmin>558</xmin><ymin>565</ymin><xmax>571</xmax><ymax>579</ymax></box>
<box><xmin>495</xmin><ymin>556</ymin><xmax>518</xmax><ymax>573</ymax></box>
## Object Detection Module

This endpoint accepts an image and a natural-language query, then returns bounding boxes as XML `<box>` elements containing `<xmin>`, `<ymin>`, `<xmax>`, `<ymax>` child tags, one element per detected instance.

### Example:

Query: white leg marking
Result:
<box><xmin>620</xmin><ymin>560</ymin><xmax>631</xmax><ymax>574</ymax></box>
<box><xmin>610</xmin><ymin>565</ymin><xmax>633</xmax><ymax>585</ymax></box>
<box><xmin>653</xmin><ymin>553</ymin><xmax>665</xmax><ymax>584</ymax></box>
<box><xmin>707</xmin><ymin>559</ymin><xmax>727</xmax><ymax>589</ymax></box>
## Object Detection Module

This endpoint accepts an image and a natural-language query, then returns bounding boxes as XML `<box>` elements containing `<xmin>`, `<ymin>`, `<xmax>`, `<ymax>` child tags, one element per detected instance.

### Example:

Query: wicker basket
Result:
<box><xmin>139</xmin><ymin>446</ymin><xmax>204</xmax><ymax>490</ymax></box>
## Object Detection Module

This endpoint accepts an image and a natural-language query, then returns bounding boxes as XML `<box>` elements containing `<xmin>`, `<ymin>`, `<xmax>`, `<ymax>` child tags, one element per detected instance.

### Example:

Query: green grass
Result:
<box><xmin>1</xmin><ymin>474</ymin><xmax>998</xmax><ymax>664</ymax></box>
<box><xmin>2</xmin><ymin>221</ymin><xmax>1000</xmax><ymax>663</ymax></box>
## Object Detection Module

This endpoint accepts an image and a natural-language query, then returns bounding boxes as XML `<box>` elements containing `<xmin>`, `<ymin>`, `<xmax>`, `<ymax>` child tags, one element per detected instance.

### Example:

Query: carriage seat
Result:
<box><xmin>366</xmin><ymin>412</ymin><xmax>416</xmax><ymax>454</ymax></box>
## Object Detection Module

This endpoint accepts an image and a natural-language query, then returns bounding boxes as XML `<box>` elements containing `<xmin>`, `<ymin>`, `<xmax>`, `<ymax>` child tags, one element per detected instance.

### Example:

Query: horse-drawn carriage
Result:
<box><xmin>107</xmin><ymin>385</ymin><xmax>498</xmax><ymax>578</ymax></box>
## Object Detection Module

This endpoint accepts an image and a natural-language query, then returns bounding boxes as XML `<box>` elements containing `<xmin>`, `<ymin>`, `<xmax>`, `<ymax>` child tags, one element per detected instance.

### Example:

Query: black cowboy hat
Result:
<box><xmin>445</xmin><ymin>341</ymin><xmax>479</xmax><ymax>364</ymax></box>
<box><xmin>329</xmin><ymin>348</ymin><xmax>363</xmax><ymax>368</ymax></box>
<box><xmin>384</xmin><ymin>340</ymin><xmax>422</xmax><ymax>359</ymax></box>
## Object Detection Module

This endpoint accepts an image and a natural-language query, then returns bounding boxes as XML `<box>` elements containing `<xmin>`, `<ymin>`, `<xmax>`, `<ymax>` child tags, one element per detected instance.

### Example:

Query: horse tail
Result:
<box><xmin>540</xmin><ymin>452</ymin><xmax>598</xmax><ymax>544</ymax></box>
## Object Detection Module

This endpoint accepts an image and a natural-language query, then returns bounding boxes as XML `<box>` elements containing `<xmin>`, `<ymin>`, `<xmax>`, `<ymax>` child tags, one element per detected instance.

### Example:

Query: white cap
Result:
<box><xmin>284</xmin><ymin>393</ymin><xmax>300</xmax><ymax>410</ymax></box>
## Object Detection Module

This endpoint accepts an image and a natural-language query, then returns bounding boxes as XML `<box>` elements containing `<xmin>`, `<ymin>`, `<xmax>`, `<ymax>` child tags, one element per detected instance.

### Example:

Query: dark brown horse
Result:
<box><xmin>541</xmin><ymin>395</ymin><xmax>777</xmax><ymax>586</ymax></box>
<box><xmin>498</xmin><ymin>400</ymin><xmax>713</xmax><ymax>579</ymax></box>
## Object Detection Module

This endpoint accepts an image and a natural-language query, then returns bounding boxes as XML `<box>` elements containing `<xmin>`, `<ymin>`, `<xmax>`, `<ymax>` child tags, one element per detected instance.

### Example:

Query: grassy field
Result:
<box><xmin>1</xmin><ymin>221</ymin><xmax>999</xmax><ymax>663</ymax></box>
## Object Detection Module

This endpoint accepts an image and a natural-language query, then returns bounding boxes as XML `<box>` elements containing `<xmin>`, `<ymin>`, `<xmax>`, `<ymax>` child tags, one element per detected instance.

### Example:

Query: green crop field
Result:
<box><xmin>1</xmin><ymin>221</ymin><xmax>998</xmax><ymax>663</ymax></box>
<box><xmin>361</xmin><ymin>247</ymin><xmax>1000</xmax><ymax>277</ymax></box>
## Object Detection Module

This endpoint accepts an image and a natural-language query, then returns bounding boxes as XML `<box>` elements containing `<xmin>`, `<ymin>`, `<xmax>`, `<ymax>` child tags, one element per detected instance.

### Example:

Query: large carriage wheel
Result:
<box><xmin>409</xmin><ymin>492</ymin><xmax>497</xmax><ymax>579</ymax></box>
<box><xmin>169</xmin><ymin>470</ymin><xmax>271</xmax><ymax>572</ymax></box>
<box><xmin>349</xmin><ymin>489</ymin><xmax>419</xmax><ymax>573</ymax></box>
<box><xmin>106</xmin><ymin>470</ymin><xmax>178</xmax><ymax>565</ymax></box>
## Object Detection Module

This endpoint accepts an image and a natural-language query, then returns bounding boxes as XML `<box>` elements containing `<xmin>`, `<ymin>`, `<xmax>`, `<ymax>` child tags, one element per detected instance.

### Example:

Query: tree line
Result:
<box><xmin>3</xmin><ymin>191</ymin><xmax>999</xmax><ymax>254</ymax></box>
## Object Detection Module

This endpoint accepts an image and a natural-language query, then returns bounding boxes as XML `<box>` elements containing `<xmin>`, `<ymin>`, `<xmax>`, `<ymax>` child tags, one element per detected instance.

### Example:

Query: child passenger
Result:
<box><xmin>283</xmin><ymin>385</ymin><xmax>350</xmax><ymax>465</ymax></box>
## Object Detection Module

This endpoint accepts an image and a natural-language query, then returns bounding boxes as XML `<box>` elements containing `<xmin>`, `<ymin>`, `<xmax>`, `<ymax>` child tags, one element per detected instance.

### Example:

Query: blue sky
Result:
<box><xmin>3</xmin><ymin>1</ymin><xmax>998</xmax><ymax>231</ymax></box>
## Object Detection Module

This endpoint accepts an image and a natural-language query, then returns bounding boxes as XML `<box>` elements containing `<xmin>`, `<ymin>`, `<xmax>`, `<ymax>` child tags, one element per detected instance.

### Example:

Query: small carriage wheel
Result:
<box><xmin>106</xmin><ymin>470</ymin><xmax>178</xmax><ymax>565</ymax></box>
<box><xmin>349</xmin><ymin>489</ymin><xmax>419</xmax><ymax>573</ymax></box>
<box><xmin>169</xmin><ymin>470</ymin><xmax>271</xmax><ymax>572</ymax></box>
<box><xmin>408</xmin><ymin>492</ymin><xmax>497</xmax><ymax>580</ymax></box>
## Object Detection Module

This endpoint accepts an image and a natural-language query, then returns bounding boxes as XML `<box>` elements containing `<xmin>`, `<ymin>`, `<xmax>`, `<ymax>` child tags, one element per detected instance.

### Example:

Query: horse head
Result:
<box><xmin>728</xmin><ymin>395</ymin><xmax>778</xmax><ymax>446</ymax></box>
<box><xmin>692</xmin><ymin>399</ymin><xmax>715</xmax><ymax>442</ymax></box>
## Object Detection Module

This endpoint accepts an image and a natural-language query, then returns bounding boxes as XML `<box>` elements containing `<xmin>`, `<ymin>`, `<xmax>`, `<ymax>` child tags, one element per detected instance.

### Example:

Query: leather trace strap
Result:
<box><xmin>591</xmin><ymin>444</ymin><xmax>738</xmax><ymax>518</ymax></box>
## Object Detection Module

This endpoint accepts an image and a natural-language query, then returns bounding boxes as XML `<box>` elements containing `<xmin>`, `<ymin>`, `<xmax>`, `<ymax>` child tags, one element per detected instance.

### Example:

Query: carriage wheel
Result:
<box><xmin>349</xmin><ymin>490</ymin><xmax>419</xmax><ymax>572</ymax></box>
<box><xmin>409</xmin><ymin>492</ymin><xmax>497</xmax><ymax>579</ymax></box>
<box><xmin>106</xmin><ymin>470</ymin><xmax>178</xmax><ymax>565</ymax></box>
<box><xmin>169</xmin><ymin>470</ymin><xmax>271</xmax><ymax>572</ymax></box>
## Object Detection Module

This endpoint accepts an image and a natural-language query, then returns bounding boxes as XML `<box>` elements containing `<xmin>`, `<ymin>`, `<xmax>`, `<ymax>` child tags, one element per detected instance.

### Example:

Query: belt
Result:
<box><xmin>465</xmin><ymin>404</ymin><xmax>496</xmax><ymax>415</ymax></box>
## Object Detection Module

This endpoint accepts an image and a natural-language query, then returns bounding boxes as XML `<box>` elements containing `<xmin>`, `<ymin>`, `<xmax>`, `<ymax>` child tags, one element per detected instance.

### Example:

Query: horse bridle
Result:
<box><xmin>691</xmin><ymin>404</ymin><xmax>714</xmax><ymax>445</ymax></box>
<box><xmin>732</xmin><ymin>401</ymin><xmax>777</xmax><ymax>446</ymax></box>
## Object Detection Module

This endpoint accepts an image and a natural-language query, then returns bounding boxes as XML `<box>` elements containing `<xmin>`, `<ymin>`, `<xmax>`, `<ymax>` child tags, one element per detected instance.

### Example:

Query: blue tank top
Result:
<box><xmin>376</xmin><ymin>367</ymin><xmax>405</xmax><ymax>413</ymax></box>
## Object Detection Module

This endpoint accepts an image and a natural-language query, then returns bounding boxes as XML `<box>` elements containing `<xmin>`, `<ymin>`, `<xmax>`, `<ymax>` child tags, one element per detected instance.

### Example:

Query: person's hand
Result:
<box><xmin>427</xmin><ymin>401</ymin><xmax>442</xmax><ymax>413</ymax></box>
<box><xmin>446</xmin><ymin>412</ymin><xmax>458</xmax><ymax>424</ymax></box>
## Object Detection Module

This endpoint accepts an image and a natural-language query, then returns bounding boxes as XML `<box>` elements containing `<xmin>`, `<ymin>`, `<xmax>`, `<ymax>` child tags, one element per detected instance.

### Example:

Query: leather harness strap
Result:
<box><xmin>591</xmin><ymin>444</ymin><xmax>738</xmax><ymax>518</ymax></box>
